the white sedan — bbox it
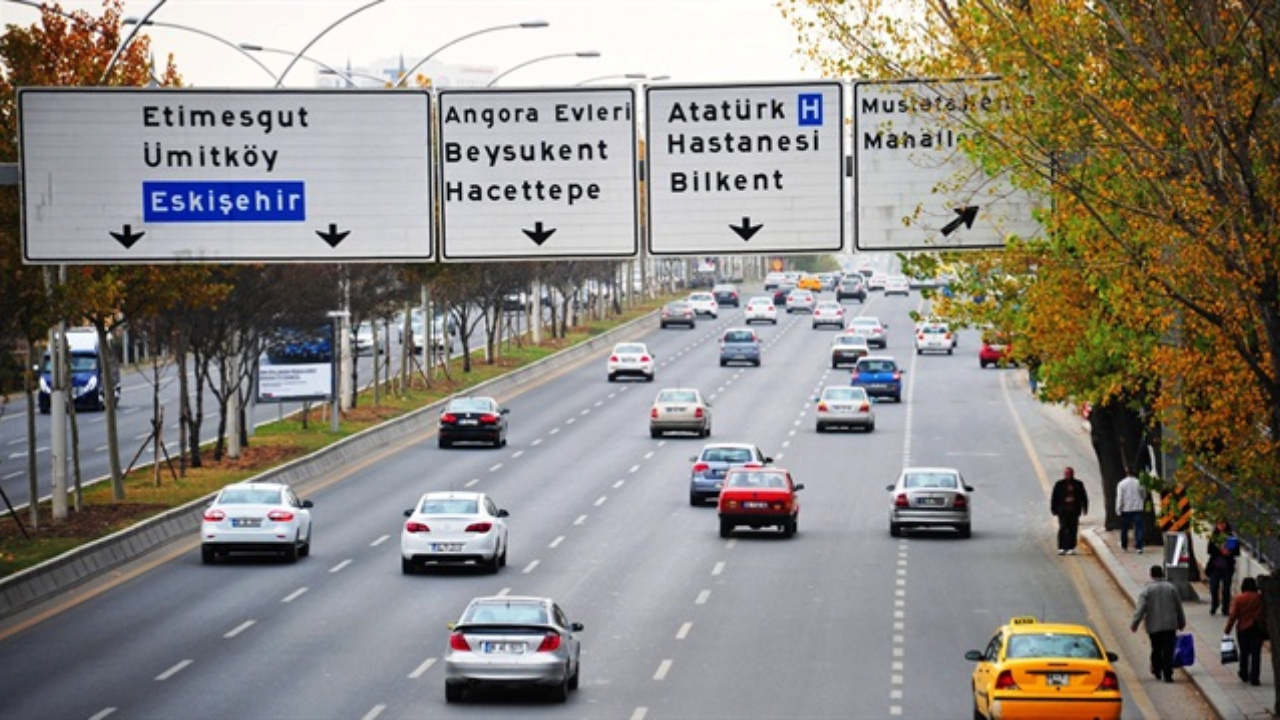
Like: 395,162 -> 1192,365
607,342 -> 655,382
401,491 -> 509,574
201,481 -> 314,564
687,292 -> 719,317
915,323 -> 956,354
811,301 -> 845,329
650,387 -> 712,438
744,296 -> 778,324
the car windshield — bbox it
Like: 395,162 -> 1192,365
465,601 -> 549,625
1006,633 -> 1103,660
724,331 -> 755,343
218,487 -> 283,505
727,470 -> 787,488
834,336 -> 864,346
666,302 -> 690,310
658,390 -> 699,403
923,326 -> 948,334
448,398 -> 495,413
703,447 -> 756,463
421,497 -> 479,514
689,294 -> 712,301
822,388 -> 864,401
903,472 -> 959,489
615,344 -> 647,354
858,360 -> 897,373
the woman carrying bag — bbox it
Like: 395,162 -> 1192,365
1206,519 -> 1240,615
1225,576 -> 1265,686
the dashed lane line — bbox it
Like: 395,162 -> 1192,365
281,587 -> 308,603
407,657 -> 436,679
359,705 -> 385,720
224,620 -> 255,639
155,659 -> 192,681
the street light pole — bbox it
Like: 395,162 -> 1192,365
242,44 -> 360,86
99,0 -> 168,83
487,51 -> 602,87
123,18 -> 279,83
275,0 -> 386,88
393,20 -> 549,88
574,73 -> 647,86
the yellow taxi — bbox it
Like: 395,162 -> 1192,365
966,616 -> 1121,720
797,274 -> 822,291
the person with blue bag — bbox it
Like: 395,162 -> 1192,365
1131,564 -> 1187,682
1206,519 -> 1240,615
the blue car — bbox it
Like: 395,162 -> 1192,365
688,443 -> 773,506
851,356 -> 903,403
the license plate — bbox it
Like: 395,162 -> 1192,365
1046,673 -> 1069,686
481,641 -> 525,654
917,497 -> 945,506
458,419 -> 477,425
830,405 -> 851,412
743,501 -> 769,509
432,543 -> 463,552
231,518 -> 261,528
666,406 -> 687,412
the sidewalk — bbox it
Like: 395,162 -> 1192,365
1026,381 -> 1275,719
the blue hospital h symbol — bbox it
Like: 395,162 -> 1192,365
797,93 -> 823,126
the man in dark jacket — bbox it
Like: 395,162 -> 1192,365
1132,564 -> 1187,681
1050,466 -> 1088,555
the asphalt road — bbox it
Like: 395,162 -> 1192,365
0,288 -> 1204,719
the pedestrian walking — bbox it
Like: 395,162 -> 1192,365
1131,564 -> 1187,682
1115,467 -> 1146,553
1050,466 -> 1088,555
1206,519 -> 1240,615
1225,576 -> 1265,686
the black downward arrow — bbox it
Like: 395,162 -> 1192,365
109,224 -> 145,249
523,221 -> 556,246
941,206 -> 979,236
729,217 -> 762,241
316,223 -> 351,248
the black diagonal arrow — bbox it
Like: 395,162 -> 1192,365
941,206 -> 979,236
109,224 -> 145,249
316,223 -> 351,248
523,221 -> 556,246
729,217 -> 762,241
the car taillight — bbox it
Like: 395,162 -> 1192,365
441,413 -> 457,423
859,402 -> 870,412
640,355 -> 652,362
894,493 -> 910,508
694,407 -> 704,418
994,670 -> 1019,690
267,510 -> 295,522
465,522 -> 493,533
536,633 -> 562,652
952,495 -> 968,509
817,402 -> 829,412
945,332 -> 953,339
609,355 -> 619,362
917,333 -> 925,341
449,632 -> 471,651
204,509 -> 225,522
1097,670 -> 1119,691
892,371 -> 902,380
651,407 -> 659,419
479,413 -> 498,423
692,462 -> 710,474
405,521 -> 431,533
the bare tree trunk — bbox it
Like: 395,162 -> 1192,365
68,401 -> 81,511
24,344 -> 39,531
1087,399 -> 1146,531
94,323 -> 125,500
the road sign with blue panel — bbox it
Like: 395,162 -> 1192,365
645,82 -> 845,256
18,88 -> 433,263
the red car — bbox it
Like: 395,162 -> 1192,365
979,332 -> 1014,368
717,466 -> 804,538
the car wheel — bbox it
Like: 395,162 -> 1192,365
947,348 -> 953,355
753,360 -> 761,367
719,520 -> 733,538
783,519 -> 797,538
719,359 -> 727,367
445,683 -> 464,703
401,557 -> 416,575
486,549 -> 502,574
299,530 -> 312,558
284,539 -> 299,564
867,421 -> 876,432
980,360 -> 988,368
650,427 -> 662,438
958,523 -> 972,539
691,494 -> 701,507
916,347 -> 922,355
894,394 -> 902,403
645,373 -> 654,383
438,436 -> 451,449
568,661 -> 580,691
703,424 -> 711,438
201,545 -> 216,565
607,373 -> 616,382
972,689 -> 986,720
770,319 -> 777,325
550,672 -> 570,702
890,522 -> 902,538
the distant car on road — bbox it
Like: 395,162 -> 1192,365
401,491 -> 509,574
608,342 -> 655,382
744,296 -> 778,325
687,292 -> 719,318
886,466 -> 973,538
830,333 -> 871,368
439,396 -> 509,448
814,385 -> 875,433
915,322 -> 956,354
200,482 -> 313,564
712,283 -> 740,307
786,289 -> 817,313
717,466 -> 804,538
847,316 -> 888,349
884,275 -> 911,296
719,327 -> 762,367
650,388 -> 712,438
688,442 -> 772,506
851,355 -> 903,403
836,275 -> 867,302
660,300 -> 696,329
811,300 -> 845,329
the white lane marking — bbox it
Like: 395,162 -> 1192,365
695,589 -> 711,605
329,559 -> 352,573
408,657 -> 436,679
566,418 -> 576,425
890,689 -> 903,699
5,437 -> 22,446
629,464 -> 640,473
594,496 -> 608,507
892,661 -> 903,671
133,432 -> 150,441
370,535 -> 390,547
726,539 -> 737,549
465,478 -> 480,487
549,535 -> 565,548
93,445 -> 109,453
155,659 -> 192,681
893,647 -> 904,657
282,587 -> 308,603
88,709 -> 117,720
550,427 -> 560,434
532,438 -> 543,446
711,561 -> 725,576
224,620 -> 255,638
1,471 -> 21,480
613,480 -> 625,489
512,450 -> 524,458
359,705 -> 385,720
890,707 -> 903,715
580,408 -> 590,415
630,708 -> 648,720
653,659 -> 672,681
893,634 -> 904,644
774,453 -> 785,461
574,515 -> 587,525
522,560 -> 540,574
497,587 -> 511,596
643,451 -> 655,460
676,622 -> 692,640
595,400 -> 604,407
488,464 -> 503,472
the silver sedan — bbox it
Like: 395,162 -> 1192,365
814,386 -> 875,432
886,467 -> 974,538
444,595 -> 584,703
650,387 -> 712,438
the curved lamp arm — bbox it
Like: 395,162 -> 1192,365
575,73 -> 646,86
126,18 -> 279,84
488,51 -> 601,88
100,0 -> 168,84
393,20 -> 548,88
275,0 -> 385,88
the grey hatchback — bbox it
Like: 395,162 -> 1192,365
719,327 -> 762,367
887,467 -> 974,538
445,595 -> 584,703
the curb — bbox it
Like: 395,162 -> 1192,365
1082,526 -> 1241,719
0,312 -> 654,621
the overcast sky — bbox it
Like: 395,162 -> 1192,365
13,0 -> 820,87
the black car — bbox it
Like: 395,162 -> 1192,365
712,284 -> 740,307
837,276 -> 867,302
772,284 -> 796,306
439,396 -> 509,449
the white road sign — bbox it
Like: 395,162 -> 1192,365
19,88 -> 433,263
646,82 -> 845,256
854,78 -> 1046,251
438,88 -> 638,260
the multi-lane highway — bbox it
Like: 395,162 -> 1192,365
0,287 -> 1196,718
